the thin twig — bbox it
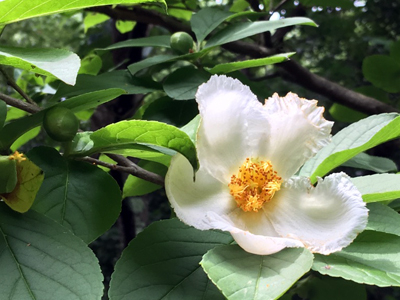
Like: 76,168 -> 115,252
0,67 -> 38,106
100,153 -> 165,186
0,92 -> 41,114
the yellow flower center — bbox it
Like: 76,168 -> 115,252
9,151 -> 26,163
228,158 -> 282,212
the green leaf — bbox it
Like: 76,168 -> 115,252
0,100 -> 6,128
362,55 -> 400,93
0,46 -> 80,85
0,203 -> 103,299
127,50 -> 211,76
78,54 -> 102,76
0,0 -> 167,25
190,7 -> 233,43
52,70 -> 160,100
69,120 -> 198,171
27,146 -> 121,244
108,218 -> 232,300
313,231 -> 400,287
366,203 -> 400,237
0,88 -> 125,152
201,245 -> 314,300
205,17 -> 317,48
351,174 -> 400,203
342,152 -> 397,173
128,54 -> 178,75
180,114 -> 200,143
122,160 -> 167,197
0,155 -> 17,194
98,35 -> 171,51
84,12 -> 110,33
329,103 -> 367,123
1,156 -> 43,213
115,20 -> 136,34
209,53 -> 295,74
300,113 -> 400,183
163,66 -> 211,100
11,127 -> 41,152
390,40 -> 400,63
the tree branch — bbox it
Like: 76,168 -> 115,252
88,5 -> 399,115
0,92 -> 41,114
107,153 -> 165,186
0,67 -> 38,106
79,155 -> 165,186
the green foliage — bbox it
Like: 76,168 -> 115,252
0,0 -> 167,25
69,120 -> 198,171
1,0 -> 400,298
0,46 -> 80,85
202,245 -> 314,300
0,203 -> 103,299
300,113 -> 400,183
109,218 -> 232,299
28,147 -> 122,243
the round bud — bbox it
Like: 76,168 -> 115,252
170,32 -> 195,54
43,107 -> 79,142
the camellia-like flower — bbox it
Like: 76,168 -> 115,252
165,75 -> 368,255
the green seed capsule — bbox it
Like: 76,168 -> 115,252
170,32 -> 195,54
0,155 -> 17,194
43,106 -> 79,142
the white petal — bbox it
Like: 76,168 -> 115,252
165,153 -> 237,230
265,173 -> 368,254
206,211 -> 304,255
195,75 -> 264,182
255,93 -> 333,179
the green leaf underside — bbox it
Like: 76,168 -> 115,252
0,203 -> 103,299
362,55 -> 400,93
208,53 -> 295,74
122,160 -> 167,197
163,66 -> 211,100
180,114 -> 200,143
0,46 -> 80,85
205,17 -> 317,48
127,49 -> 211,76
0,88 -> 125,151
0,0 -> 167,25
300,113 -> 400,183
342,152 -> 397,173
202,245 -> 314,300
98,35 -> 171,51
313,231 -> 400,287
108,218 -> 232,300
351,174 -> 400,203
366,203 -> 400,237
27,147 -> 121,244
52,70 -> 161,100
190,7 -> 233,43
69,120 -> 198,171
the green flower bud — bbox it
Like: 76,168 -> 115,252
170,32 -> 195,54
43,107 -> 79,142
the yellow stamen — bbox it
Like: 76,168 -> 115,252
228,158 -> 282,212
9,151 -> 26,163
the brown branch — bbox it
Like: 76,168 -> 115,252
0,92 -> 40,114
107,153 -> 165,186
0,67 -> 38,106
88,5 -> 399,115
279,60 -> 400,114
79,155 -> 165,186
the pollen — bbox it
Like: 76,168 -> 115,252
9,151 -> 26,163
229,158 -> 282,212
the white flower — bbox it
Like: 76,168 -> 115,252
165,75 -> 368,255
